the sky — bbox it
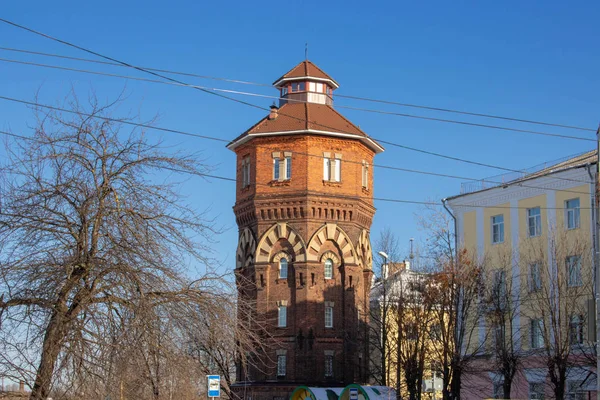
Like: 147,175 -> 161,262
1,1 -> 599,274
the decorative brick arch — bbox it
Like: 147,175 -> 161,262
236,228 -> 257,269
255,222 -> 307,263
306,223 -> 356,264
356,229 -> 373,270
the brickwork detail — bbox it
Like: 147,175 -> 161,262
236,227 -> 257,269
255,222 -> 307,263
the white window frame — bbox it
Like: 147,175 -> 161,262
278,305 -> 287,328
277,354 -> 286,377
273,157 -> 280,180
323,158 -> 331,181
279,258 -> 288,279
569,315 -> 584,345
284,156 -> 292,180
241,157 -> 250,188
281,87 -> 288,97
325,306 -> 333,328
362,161 -> 369,189
529,382 -> 545,399
531,318 -> 544,349
491,215 -> 504,244
315,82 -> 323,93
529,262 -> 541,292
567,255 -> 582,287
527,207 -> 542,237
324,354 -> 334,377
566,198 -> 581,230
333,158 -> 341,182
324,258 -> 333,280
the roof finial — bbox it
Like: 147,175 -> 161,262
305,42 -> 308,60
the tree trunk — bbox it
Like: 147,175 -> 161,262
450,363 -> 461,400
503,377 -> 512,399
30,309 -> 67,400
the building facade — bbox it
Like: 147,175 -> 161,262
228,61 -> 383,399
447,151 -> 597,399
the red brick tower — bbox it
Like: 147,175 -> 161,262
228,61 -> 383,399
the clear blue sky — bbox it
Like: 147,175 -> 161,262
1,1 -> 599,271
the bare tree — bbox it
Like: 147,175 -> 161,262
521,228 -> 595,400
0,91 -> 236,400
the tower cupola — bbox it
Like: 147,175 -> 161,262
272,60 -> 339,106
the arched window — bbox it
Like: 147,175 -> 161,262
324,258 -> 333,279
279,257 -> 288,279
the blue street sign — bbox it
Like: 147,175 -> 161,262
207,375 -> 220,397
350,387 -> 358,400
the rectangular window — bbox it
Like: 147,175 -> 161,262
492,215 -> 504,244
309,82 -> 316,92
569,315 -> 584,345
567,255 -> 582,287
531,319 -> 544,349
324,355 -> 333,377
333,158 -> 341,182
566,198 -> 580,230
277,355 -> 286,377
278,305 -> 287,328
494,323 -> 505,350
323,158 -> 331,181
315,82 -> 323,93
285,156 -> 292,180
492,270 -> 507,309
529,382 -> 545,400
362,162 -> 369,188
241,157 -> 251,188
281,87 -> 288,97
273,157 -> 280,180
567,381 -> 585,400
529,262 -> 541,292
527,207 -> 542,237
325,306 -> 333,328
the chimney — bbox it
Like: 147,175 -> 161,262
268,105 -> 278,120
19,381 -> 24,392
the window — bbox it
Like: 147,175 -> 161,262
566,198 -> 580,230
494,323 -> 505,350
278,305 -> 287,328
492,215 -> 504,244
529,382 -> 545,400
566,255 -> 582,287
324,354 -> 333,377
492,382 -> 503,399
527,207 -> 542,237
325,305 -> 333,328
324,258 -> 333,279
333,158 -> 341,182
531,319 -> 544,349
291,82 -> 305,92
279,258 -> 288,279
362,161 -> 369,189
241,157 -> 251,188
284,156 -> 292,180
492,270 -> 507,309
277,355 -> 286,377
569,315 -> 584,345
316,82 -> 323,93
323,158 -> 331,181
273,157 -> 280,180
281,87 -> 288,97
567,381 -> 585,400
529,262 -> 541,292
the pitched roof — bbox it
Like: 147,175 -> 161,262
273,60 -> 339,88
227,102 -> 383,152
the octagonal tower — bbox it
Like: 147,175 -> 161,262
228,60 -> 383,399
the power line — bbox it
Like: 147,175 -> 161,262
0,128 -> 593,211
0,95 -> 593,197
1,45 -> 595,134
0,56 -> 595,144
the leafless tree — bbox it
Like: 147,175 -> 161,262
520,228 -> 595,400
0,91 -> 247,400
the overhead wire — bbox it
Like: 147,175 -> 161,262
0,45 -> 595,133
0,96 -> 594,198
0,56 -> 595,144
0,128 -> 594,210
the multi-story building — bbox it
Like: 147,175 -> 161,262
227,60 -> 383,399
446,151 -> 597,399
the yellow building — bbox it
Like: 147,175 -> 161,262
446,150 -> 597,400
369,262 -> 444,399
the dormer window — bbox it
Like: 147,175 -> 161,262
291,82 -> 305,92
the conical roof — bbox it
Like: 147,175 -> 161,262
273,60 -> 339,88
